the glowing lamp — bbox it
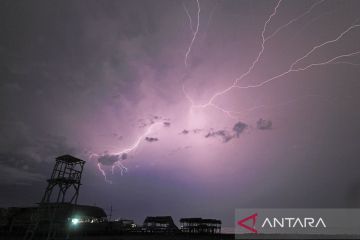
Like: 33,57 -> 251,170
71,218 -> 80,225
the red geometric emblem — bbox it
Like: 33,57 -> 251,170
237,213 -> 258,233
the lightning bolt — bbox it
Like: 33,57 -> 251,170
183,1 -> 195,34
111,161 -> 128,176
201,0 -> 219,42
289,24 -> 360,69
97,163 -> 112,184
183,1 -> 360,117
234,34 -> 360,90
96,122 -> 163,183
184,0 -> 200,67
331,61 -> 360,66
183,0 -> 282,109
113,122 -> 163,155
265,0 -> 325,41
97,1 -> 360,183
233,0 -> 282,85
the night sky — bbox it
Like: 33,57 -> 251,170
1,0 -> 360,229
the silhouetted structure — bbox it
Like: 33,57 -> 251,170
180,218 -> 221,234
114,219 -> 135,227
143,216 -> 179,233
6,205 -> 106,233
111,219 -> 137,232
24,155 -> 85,240
0,154 -> 228,239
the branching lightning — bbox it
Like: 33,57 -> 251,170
182,0 -> 360,117
289,24 -> 360,69
96,122 -> 163,183
183,1 -> 195,34
97,163 -> 112,184
183,0 -> 283,110
113,122 -> 163,156
111,161 -> 128,176
265,0 -> 325,41
96,1 -> 360,183
233,33 -> 360,90
184,0 -> 200,67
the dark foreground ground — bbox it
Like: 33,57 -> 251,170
0,234 -> 231,240
3,233 -> 360,240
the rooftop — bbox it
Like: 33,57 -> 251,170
180,218 -> 222,224
56,154 -> 85,164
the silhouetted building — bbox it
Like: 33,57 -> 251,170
114,219 -> 135,226
5,204 -> 107,234
180,218 -> 221,234
112,219 -> 137,232
143,216 -> 179,233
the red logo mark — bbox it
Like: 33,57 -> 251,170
237,213 -> 258,233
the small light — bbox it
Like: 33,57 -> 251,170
71,218 -> 80,225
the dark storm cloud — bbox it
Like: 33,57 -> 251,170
205,130 -> 233,143
145,137 -> 159,142
181,129 -> 189,135
97,153 -> 127,166
256,118 -> 272,130
98,154 -> 120,166
0,160 -> 45,185
138,116 -> 170,128
180,128 -> 202,135
204,122 -> 247,142
0,121 -> 76,165
121,153 -> 128,160
0,121 -> 76,185
233,121 -> 247,137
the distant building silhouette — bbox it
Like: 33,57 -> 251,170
110,219 -> 138,233
180,218 -> 221,234
5,204 -> 106,233
143,216 -> 179,233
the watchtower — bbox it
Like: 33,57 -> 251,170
42,154 -> 85,204
24,155 -> 85,240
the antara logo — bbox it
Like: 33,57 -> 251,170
261,217 -> 326,228
237,213 -> 326,234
